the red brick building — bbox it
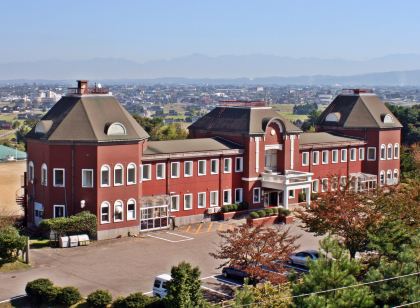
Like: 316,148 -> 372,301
25,82 -> 402,240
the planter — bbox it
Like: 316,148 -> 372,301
220,210 -> 249,221
279,215 -> 294,224
246,215 -> 279,227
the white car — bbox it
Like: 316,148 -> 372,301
152,274 -> 172,298
289,250 -> 319,268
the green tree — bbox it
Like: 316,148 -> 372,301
400,146 -> 419,180
12,121 -> 20,129
0,226 -> 26,263
301,109 -> 321,131
291,237 -> 375,308
165,261 -> 204,308
232,284 -> 255,308
386,104 -> 420,146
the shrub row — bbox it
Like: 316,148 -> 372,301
249,207 -> 291,219
221,202 -> 249,213
39,211 -> 97,239
298,192 -> 319,202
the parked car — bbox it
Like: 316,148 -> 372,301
289,250 -> 319,268
222,266 -> 259,285
153,274 -> 172,298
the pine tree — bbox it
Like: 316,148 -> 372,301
291,236 -> 375,308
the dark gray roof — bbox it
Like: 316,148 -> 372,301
144,137 -> 242,155
299,132 -> 365,147
189,106 -> 302,135
26,95 -> 149,142
317,93 -> 403,129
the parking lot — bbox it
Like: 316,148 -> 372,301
0,219 -> 321,303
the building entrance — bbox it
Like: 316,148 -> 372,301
140,195 -> 170,232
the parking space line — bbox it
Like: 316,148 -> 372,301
147,233 -> 194,243
195,224 -> 203,234
201,286 -> 231,297
214,277 -> 242,286
185,225 -> 191,233
166,232 -> 194,240
207,222 -> 213,232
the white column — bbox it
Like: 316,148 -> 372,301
305,186 -> 311,207
283,189 -> 289,209
255,137 -> 260,173
290,135 -> 295,169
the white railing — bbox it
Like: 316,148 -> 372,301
261,170 -> 313,186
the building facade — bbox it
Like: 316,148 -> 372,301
24,82 -> 402,240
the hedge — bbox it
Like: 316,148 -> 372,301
112,292 -> 161,308
39,211 -> 97,238
220,202 -> 249,213
87,289 -> 113,308
56,286 -> 82,306
0,226 -> 26,263
249,212 -> 260,219
25,278 -> 56,304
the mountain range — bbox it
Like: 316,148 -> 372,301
1,54 -> 420,85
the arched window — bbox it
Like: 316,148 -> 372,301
380,144 -> 386,160
386,170 -> 392,185
393,169 -> 399,184
41,163 -> 48,186
114,200 -> 124,222
28,161 -> 34,183
106,122 -> 126,136
100,165 -> 111,187
379,171 -> 385,186
127,198 -> 136,220
114,164 -> 124,186
325,112 -> 341,122
100,201 -> 110,224
387,144 -> 393,160
394,143 -> 399,159
127,163 -> 136,185
383,114 -> 394,124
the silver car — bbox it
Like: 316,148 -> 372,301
289,250 -> 319,267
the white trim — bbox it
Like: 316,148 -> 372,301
53,168 -> 65,187
394,143 -> 399,159
312,179 -> 319,193
321,150 -> 329,164
82,169 -> 94,188
387,144 -> 393,160
114,164 -> 124,186
312,151 -> 319,165
234,188 -> 243,203
53,204 -> 65,218
255,137 -> 261,172
184,161 -> 193,177
41,163 -> 48,186
100,164 -> 111,187
290,135 -> 295,169
28,161 -> 34,182
184,193 -> 193,210
264,144 -> 283,150
210,191 -> 219,207
380,144 -> 386,160
367,147 -> 377,161
113,200 -> 124,222
359,148 -> 365,161
170,195 -> 180,212
198,160 -> 206,176
127,162 -> 137,185
321,178 -> 328,192
127,198 -> 136,220
171,162 -> 180,178
332,149 -> 338,164
350,148 -> 357,162
223,157 -> 232,173
141,164 -> 151,181
288,189 -> 295,199
341,149 -> 347,162
235,157 -> 243,172
223,189 -> 232,205
253,187 -> 261,204
100,201 -> 110,224
156,163 -> 166,180
379,170 -> 385,186
210,159 -> 219,174
197,192 -> 206,208
241,177 -> 261,181
302,152 -> 309,166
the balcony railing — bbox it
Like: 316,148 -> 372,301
261,170 -> 313,190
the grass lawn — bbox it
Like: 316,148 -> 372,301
163,103 -> 187,114
0,114 -> 17,122
279,112 -> 308,122
0,260 -> 30,273
29,238 -> 50,249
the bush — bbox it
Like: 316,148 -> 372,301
87,289 -> 113,308
25,278 -> 55,304
40,211 -> 97,238
0,226 -> 26,263
249,212 -> 260,219
311,193 -> 318,201
272,208 -> 279,215
231,204 -> 239,211
221,205 -> 229,213
298,192 -> 306,203
264,208 -> 273,216
112,292 -> 152,308
278,208 -> 291,217
257,210 -> 266,218
56,286 -> 82,306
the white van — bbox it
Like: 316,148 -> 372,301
153,274 -> 172,298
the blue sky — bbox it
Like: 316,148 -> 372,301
1,0 -> 420,63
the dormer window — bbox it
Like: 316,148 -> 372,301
382,114 -> 394,124
325,112 -> 341,122
106,122 -> 126,136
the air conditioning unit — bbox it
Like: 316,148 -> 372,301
207,207 -> 221,214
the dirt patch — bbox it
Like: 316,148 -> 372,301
0,161 -> 25,216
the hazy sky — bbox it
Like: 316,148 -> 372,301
1,0 -> 420,63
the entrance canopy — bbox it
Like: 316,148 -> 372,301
349,172 -> 377,192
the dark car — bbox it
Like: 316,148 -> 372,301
222,266 -> 259,285
289,250 -> 320,268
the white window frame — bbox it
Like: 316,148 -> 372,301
114,164 -> 124,186
53,168 -> 65,187
171,162 -> 180,178
312,179 -> 319,193
386,169 -> 392,185
341,149 -> 347,162
113,200 -> 124,222
380,144 -> 386,160
184,161 -> 193,177
340,176 -> 347,189
367,147 -> 376,161
53,204 -> 65,218
100,164 -> 111,187
393,169 -> 399,183
394,143 -> 399,159
127,198 -> 136,221
197,192 -> 206,208
253,187 -> 261,204
321,150 -> 329,164
82,169 -> 94,188
127,163 -> 137,185
28,161 -> 34,183
184,193 -> 193,210
211,159 -> 219,174
321,178 -> 328,192
223,189 -> 232,205
332,150 -> 338,163
331,176 -> 338,191
210,191 -> 219,207
235,188 -> 243,204
312,151 -> 319,165
288,189 -> 295,199
141,164 -> 151,181
350,148 -> 357,162
100,201 -> 110,224
235,157 -> 243,172
223,158 -> 232,173
302,152 -> 309,166
198,160 -> 206,176
156,163 -> 166,180
170,195 -> 180,212
41,163 -> 48,186
387,144 -> 393,160
379,170 -> 385,186
359,148 -> 365,161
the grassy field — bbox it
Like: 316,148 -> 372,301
0,260 -> 30,273
0,114 -> 17,122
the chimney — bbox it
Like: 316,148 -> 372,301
77,80 -> 89,94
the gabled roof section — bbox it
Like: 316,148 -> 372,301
317,93 -> 402,129
26,95 -> 149,142
299,132 -> 365,149
189,106 -> 302,135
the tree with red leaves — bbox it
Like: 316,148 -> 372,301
210,223 -> 300,284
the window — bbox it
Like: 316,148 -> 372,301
53,205 -> 65,218
380,144 -> 386,160
340,176 -> 347,189
183,161 -> 193,177
53,168 -> 65,187
322,150 -> 329,164
394,144 -> 399,159
28,161 -> 34,183
100,165 -> 110,187
331,177 -> 338,191
41,163 -> 48,186
171,162 -> 180,178
380,171 -> 385,186
312,151 -> 319,165
211,159 -> 219,174
253,187 -> 261,203
321,178 -> 328,192
170,195 -> 180,211
350,148 -> 356,161
289,189 -> 295,198
127,163 -> 136,184
312,180 -> 319,193
127,199 -> 136,220
223,158 -> 232,173
156,163 -> 165,180
114,164 -> 123,186
235,157 -> 243,172
302,152 -> 309,166
359,148 -> 365,161
210,191 -> 218,207
332,150 -> 338,163
367,147 -> 376,161
100,202 -> 110,223
223,189 -> 232,205
197,192 -> 206,208
184,194 -> 193,210
141,164 -> 151,181
114,200 -> 124,222
82,169 -> 94,188
235,188 -> 243,203
387,170 -> 392,184
393,169 -> 399,183
341,149 -> 347,162
387,144 -> 393,160
198,160 -> 206,176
